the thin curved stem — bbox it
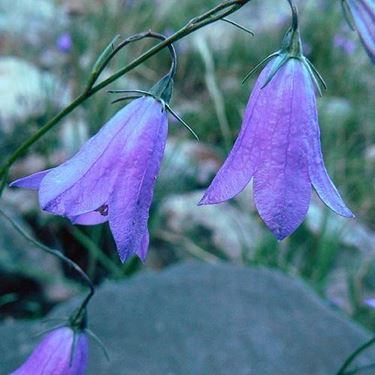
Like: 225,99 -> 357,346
0,208 -> 95,315
286,0 -> 299,31
0,0 -> 250,188
336,336 -> 375,375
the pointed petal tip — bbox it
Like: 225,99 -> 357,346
272,229 -> 289,242
137,253 -> 147,264
118,252 -> 131,264
341,208 -> 355,219
197,196 -> 207,206
118,252 -> 146,264
198,192 -> 229,206
198,192 -> 211,206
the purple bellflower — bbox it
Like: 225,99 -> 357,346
343,0 -> 375,63
199,26 -> 354,240
10,326 -> 88,375
11,96 -> 168,262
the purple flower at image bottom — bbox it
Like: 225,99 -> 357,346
345,0 -> 375,63
11,96 -> 168,262
200,56 -> 354,239
10,327 -> 88,375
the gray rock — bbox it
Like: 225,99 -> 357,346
0,0 -> 66,46
158,139 -> 220,194
158,191 -> 264,261
1,262 -> 375,374
0,57 -> 70,132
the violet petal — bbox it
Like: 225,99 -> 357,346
10,169 -> 51,190
108,99 -> 168,262
70,208 -> 109,225
348,0 -> 375,63
39,97 -> 150,217
136,231 -> 150,262
253,60 -> 312,239
10,327 -> 88,375
199,57 -> 286,205
300,64 -> 354,217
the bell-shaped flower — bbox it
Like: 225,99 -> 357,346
11,96 -> 168,262
200,28 -> 354,239
10,326 -> 88,375
343,0 -> 375,63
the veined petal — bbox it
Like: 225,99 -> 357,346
109,99 -> 168,262
299,63 -> 354,217
39,97 -> 152,217
253,60 -> 312,239
348,0 -> 375,63
136,231 -> 150,262
70,205 -> 109,225
10,327 -> 88,375
10,169 -> 51,190
199,56 -> 285,205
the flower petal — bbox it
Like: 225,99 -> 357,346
136,231 -> 150,262
10,169 -> 51,190
253,60 -> 312,239
10,327 -> 88,375
300,64 -> 354,217
348,0 -> 375,63
199,56 -> 285,205
70,206 -> 109,225
39,97 -> 152,217
108,99 -> 168,262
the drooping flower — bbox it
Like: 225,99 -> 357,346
343,0 -> 375,63
10,326 -> 88,375
199,27 -> 354,240
11,96 -> 168,262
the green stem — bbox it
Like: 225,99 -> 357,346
0,0 -> 249,187
70,226 -> 123,279
0,208 -> 95,318
286,0 -> 299,31
336,336 -> 375,375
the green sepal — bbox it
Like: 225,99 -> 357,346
242,52 -> 280,84
261,54 -> 289,89
302,57 -> 327,96
149,74 -> 174,104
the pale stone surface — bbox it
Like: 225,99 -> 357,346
0,57 -> 70,132
159,191 -> 264,260
1,262 -> 375,374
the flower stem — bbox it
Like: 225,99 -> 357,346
336,336 -> 375,375
286,0 -> 299,31
0,0 -> 250,190
0,208 -> 95,317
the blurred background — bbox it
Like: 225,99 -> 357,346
0,0 -> 375,332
